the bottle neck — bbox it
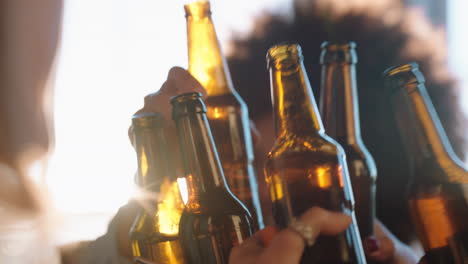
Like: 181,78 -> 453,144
132,116 -> 171,191
270,60 -> 324,138
185,1 -> 233,96
320,63 -> 362,145
174,109 -> 229,206
392,82 -> 467,181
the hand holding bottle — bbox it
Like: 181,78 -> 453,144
229,207 -> 351,264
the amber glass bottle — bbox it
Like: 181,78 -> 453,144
171,92 -> 254,264
184,0 -> 263,229
265,43 -> 366,264
384,63 -> 468,264
319,41 -> 377,239
129,113 -> 187,264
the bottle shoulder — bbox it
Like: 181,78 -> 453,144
339,142 -> 378,178
181,191 -> 254,230
413,157 -> 468,184
267,133 -> 343,159
188,188 -> 251,215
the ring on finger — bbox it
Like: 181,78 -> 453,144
289,219 -> 317,247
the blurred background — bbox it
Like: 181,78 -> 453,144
42,0 -> 467,245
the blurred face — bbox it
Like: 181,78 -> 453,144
1,0 -> 63,169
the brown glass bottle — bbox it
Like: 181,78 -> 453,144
319,42 -> 377,239
185,0 -> 264,229
265,43 -> 366,264
171,92 -> 254,264
384,63 -> 468,264
129,113 -> 187,264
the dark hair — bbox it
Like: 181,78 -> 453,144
227,0 -> 467,242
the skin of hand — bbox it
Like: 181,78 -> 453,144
229,211 -> 420,264
229,207 -> 352,264
363,220 -> 419,264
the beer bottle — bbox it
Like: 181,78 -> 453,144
265,43 -> 366,264
171,92 -> 254,264
383,63 -> 468,264
319,41 -> 377,239
184,0 -> 264,229
130,113 -> 187,264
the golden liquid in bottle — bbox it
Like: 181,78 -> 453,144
409,183 -> 468,264
131,180 -> 186,264
266,139 -> 360,264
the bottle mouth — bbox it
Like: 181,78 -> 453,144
321,41 -> 356,51
266,42 -> 303,70
132,112 -> 164,128
383,62 -> 419,77
184,0 -> 211,18
383,62 -> 425,91
171,92 -> 206,119
320,41 -> 357,64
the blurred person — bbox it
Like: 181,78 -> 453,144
0,0 -> 63,263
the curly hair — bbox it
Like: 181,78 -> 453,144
226,0 -> 467,242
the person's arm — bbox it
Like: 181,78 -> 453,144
60,202 -> 138,264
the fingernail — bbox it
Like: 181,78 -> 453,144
363,236 -> 380,253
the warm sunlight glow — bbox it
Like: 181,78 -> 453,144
177,177 -> 189,205
157,180 -> 184,235
207,106 -> 227,119
314,166 -> 332,188
267,173 -> 284,201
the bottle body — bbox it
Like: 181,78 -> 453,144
131,189 -> 186,264
409,182 -> 468,264
265,43 -> 366,264
185,0 -> 263,228
319,42 -> 377,238
178,189 -> 253,264
266,135 -> 364,264
172,92 -> 255,264
384,63 -> 468,264
129,113 -> 187,264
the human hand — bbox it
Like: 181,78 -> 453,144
362,220 -> 419,264
129,66 -> 207,146
229,207 -> 352,264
